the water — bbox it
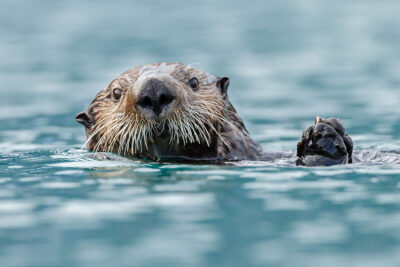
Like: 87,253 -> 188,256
1,0 -> 400,266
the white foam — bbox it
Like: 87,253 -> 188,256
55,170 -> 85,175
48,160 -> 133,168
134,167 -> 160,173
19,177 -> 41,182
40,182 -> 81,189
0,201 -> 34,213
0,177 -> 12,183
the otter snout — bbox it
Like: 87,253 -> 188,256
136,78 -> 176,119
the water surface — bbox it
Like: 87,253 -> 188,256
1,0 -> 400,266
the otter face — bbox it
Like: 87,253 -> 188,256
76,62 -> 234,160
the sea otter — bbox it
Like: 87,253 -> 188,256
76,62 -> 353,166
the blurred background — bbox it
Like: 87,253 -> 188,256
2,0 -> 400,148
1,0 -> 400,266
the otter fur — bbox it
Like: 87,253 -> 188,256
76,62 -> 353,166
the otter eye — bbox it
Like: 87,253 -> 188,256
112,88 -> 122,100
188,78 -> 199,91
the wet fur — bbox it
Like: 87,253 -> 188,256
77,62 -> 353,166
78,63 -> 263,161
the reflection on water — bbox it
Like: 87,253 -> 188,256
2,149 -> 400,266
1,0 -> 400,266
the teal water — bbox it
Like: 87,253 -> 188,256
1,0 -> 400,266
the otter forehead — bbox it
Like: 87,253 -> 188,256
139,62 -> 180,78
119,62 -> 218,86
135,63 -> 181,88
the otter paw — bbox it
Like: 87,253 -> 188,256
296,117 -> 353,166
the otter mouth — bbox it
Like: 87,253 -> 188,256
152,122 -> 170,139
137,105 -> 175,122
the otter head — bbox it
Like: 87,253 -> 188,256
76,63 -> 262,161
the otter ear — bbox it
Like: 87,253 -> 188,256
216,77 -> 230,97
75,110 -> 92,128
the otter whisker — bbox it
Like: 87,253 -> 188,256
184,112 -> 205,145
117,119 -> 132,155
83,116 -> 114,150
121,115 -> 133,155
179,112 -> 196,144
87,108 -> 123,149
91,117 -> 122,153
192,104 -> 235,131
188,113 -> 212,146
188,108 -> 229,147
104,117 -> 127,150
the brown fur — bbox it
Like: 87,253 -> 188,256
77,62 -> 264,161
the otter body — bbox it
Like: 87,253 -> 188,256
76,62 -> 353,166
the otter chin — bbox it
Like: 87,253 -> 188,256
76,62 -> 353,166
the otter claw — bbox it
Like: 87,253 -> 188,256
297,117 -> 353,166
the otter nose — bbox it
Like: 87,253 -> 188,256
137,78 -> 175,116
